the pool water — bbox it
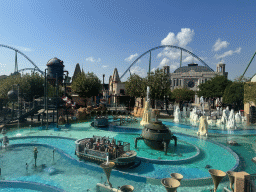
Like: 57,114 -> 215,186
1,117 -> 255,191
0,142 -> 231,192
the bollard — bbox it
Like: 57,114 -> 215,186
53,148 -> 55,161
34,147 -> 38,167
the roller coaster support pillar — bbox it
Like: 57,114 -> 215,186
162,141 -> 168,155
135,137 -> 143,149
172,136 -> 177,146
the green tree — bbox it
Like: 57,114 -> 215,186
71,72 -> 101,101
171,88 -> 195,107
234,75 -> 250,83
0,73 -> 45,108
20,73 -> 44,101
223,81 -> 244,110
125,74 -> 146,98
0,74 -> 22,100
146,69 -> 171,108
197,75 -> 232,108
244,82 -> 256,105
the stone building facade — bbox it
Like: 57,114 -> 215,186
166,62 -> 228,104
108,68 -> 126,96
108,68 -> 126,104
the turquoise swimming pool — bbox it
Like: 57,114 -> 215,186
1,118 -> 255,191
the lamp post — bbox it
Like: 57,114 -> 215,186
44,68 -> 49,129
63,71 -> 70,124
12,84 -> 20,129
115,94 -> 117,110
56,73 -> 59,128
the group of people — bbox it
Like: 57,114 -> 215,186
83,137 -> 124,159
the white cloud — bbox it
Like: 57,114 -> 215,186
215,47 -> 241,59
130,66 -> 147,77
170,64 -> 178,70
157,49 -> 181,60
86,57 -> 101,62
102,65 -> 108,68
158,28 -> 195,65
151,67 -> 157,73
176,28 -> 195,47
161,28 -> 195,47
125,53 -> 139,62
213,38 -> 229,51
183,55 -> 194,63
161,32 -> 178,45
159,58 -> 170,67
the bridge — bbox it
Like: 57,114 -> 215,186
120,45 -> 214,80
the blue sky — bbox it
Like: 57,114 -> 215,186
0,0 -> 255,83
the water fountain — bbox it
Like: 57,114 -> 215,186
226,109 -> 237,129
200,96 -> 205,116
216,108 -> 228,126
186,106 -> 190,118
140,86 -> 152,126
235,111 -> 242,124
1,127 -> 9,148
173,106 -> 181,123
197,116 -> 208,136
182,107 -> 187,118
2,136 -> 9,148
135,86 -> 177,155
189,107 -> 199,126
216,107 -> 220,117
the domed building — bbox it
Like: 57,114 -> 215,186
46,57 -> 65,86
165,62 -> 228,104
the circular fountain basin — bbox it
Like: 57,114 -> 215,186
2,119 -> 240,189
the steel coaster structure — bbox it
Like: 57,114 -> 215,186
240,51 -> 256,81
120,45 -> 214,80
0,44 -> 44,75
18,68 -> 43,74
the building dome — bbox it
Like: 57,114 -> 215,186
173,63 -> 212,73
46,57 -> 64,67
8,90 -> 18,101
46,57 -> 64,86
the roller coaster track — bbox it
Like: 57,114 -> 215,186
120,45 -> 214,80
0,44 -> 44,75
